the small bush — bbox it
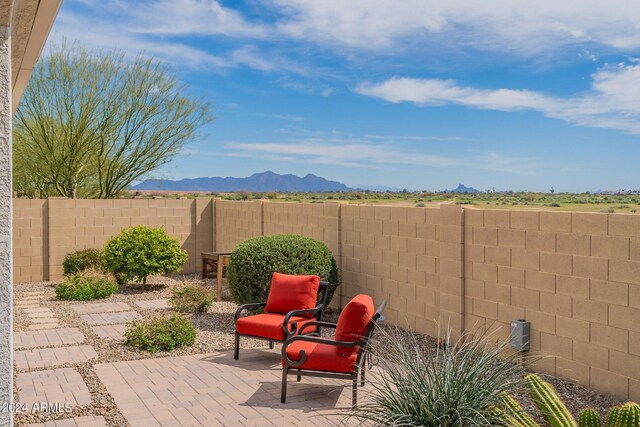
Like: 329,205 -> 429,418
347,328 -> 527,426
227,234 -> 340,306
169,283 -> 213,313
104,226 -> 188,286
124,315 -> 196,353
55,269 -> 118,301
415,202 -> 426,207
63,249 -> 104,275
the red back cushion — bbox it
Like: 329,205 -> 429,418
265,273 -> 320,317
334,294 -> 375,356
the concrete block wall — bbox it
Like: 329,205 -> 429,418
464,208 -> 640,401
13,198 -> 211,281
262,202 -> 340,257
340,205 -> 442,334
12,199 -> 46,282
215,200 -> 262,252
11,198 -> 640,400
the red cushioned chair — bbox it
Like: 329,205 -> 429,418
234,272 -> 330,360
280,294 -> 386,408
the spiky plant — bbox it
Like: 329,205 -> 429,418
579,408 -> 602,427
606,403 -> 640,427
525,374 -> 577,427
501,393 -> 540,427
346,327 -> 528,426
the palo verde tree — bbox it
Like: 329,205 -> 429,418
13,41 -> 212,198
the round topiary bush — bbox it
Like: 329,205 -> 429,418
103,226 -> 188,286
63,248 -> 104,275
55,269 -> 119,301
227,234 -> 340,306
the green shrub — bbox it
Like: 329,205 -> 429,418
63,248 -> 104,275
347,328 -> 527,426
169,283 -> 213,313
103,226 -> 188,286
55,269 -> 119,301
227,234 -> 339,306
124,315 -> 196,353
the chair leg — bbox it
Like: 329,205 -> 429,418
281,367 -> 289,403
234,334 -> 240,360
361,355 -> 366,387
269,341 -> 274,349
352,376 -> 358,409
296,370 -> 301,382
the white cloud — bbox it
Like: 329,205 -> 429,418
77,0 -> 270,38
129,0 -> 270,38
269,0 -> 640,55
356,63 -> 640,134
51,11 -> 232,70
366,134 -> 473,142
226,139 -> 537,173
52,1 -> 286,73
259,113 -> 306,122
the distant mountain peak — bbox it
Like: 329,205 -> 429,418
133,171 -> 351,192
448,183 -> 480,193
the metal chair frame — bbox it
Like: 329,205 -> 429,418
280,300 -> 386,409
233,281 -> 330,360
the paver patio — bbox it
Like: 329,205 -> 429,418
95,348 -> 361,426
70,302 -> 132,315
80,311 -> 141,325
14,328 -> 85,350
15,368 -> 92,408
14,345 -> 98,370
28,323 -> 61,331
133,299 -> 170,309
90,325 -> 126,340
27,415 -> 108,427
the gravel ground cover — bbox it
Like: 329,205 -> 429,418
13,276 -> 621,426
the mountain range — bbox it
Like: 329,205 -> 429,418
133,171 -> 352,192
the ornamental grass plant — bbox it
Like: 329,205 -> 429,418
348,327 -> 529,426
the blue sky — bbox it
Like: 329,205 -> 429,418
47,0 -> 640,192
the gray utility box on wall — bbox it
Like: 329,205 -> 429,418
510,319 -> 531,352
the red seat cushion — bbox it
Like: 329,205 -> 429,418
334,294 -> 375,356
265,273 -> 320,318
236,313 -> 315,341
284,340 -> 357,373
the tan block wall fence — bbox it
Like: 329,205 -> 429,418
12,198 -> 640,400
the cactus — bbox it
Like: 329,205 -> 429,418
500,393 -> 540,427
606,407 -> 620,427
525,374 -> 577,427
578,408 -> 602,427
612,403 -> 640,427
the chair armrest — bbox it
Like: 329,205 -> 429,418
283,304 -> 324,328
296,321 -> 337,336
234,302 -> 267,321
281,335 -> 363,367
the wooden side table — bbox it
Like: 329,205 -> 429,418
201,252 -> 231,302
